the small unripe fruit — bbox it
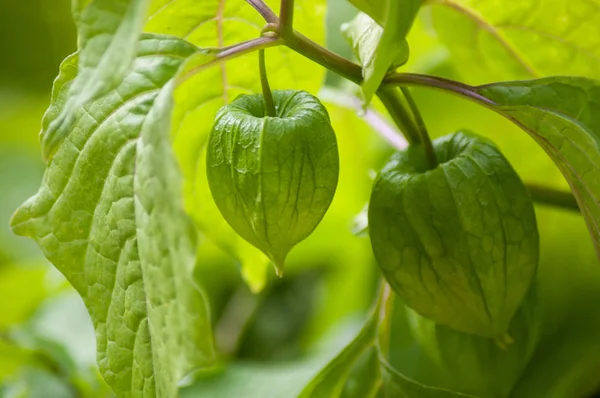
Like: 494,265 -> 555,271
207,90 -> 339,275
369,131 -> 539,338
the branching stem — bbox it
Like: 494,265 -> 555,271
177,36 -> 281,84
185,0 -> 581,213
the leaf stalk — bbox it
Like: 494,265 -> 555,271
259,49 -> 277,117
246,0 -> 278,23
400,87 -> 438,169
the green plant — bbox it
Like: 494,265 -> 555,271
9,0 -> 600,397
206,88 -> 339,275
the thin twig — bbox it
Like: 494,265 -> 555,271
176,36 -> 281,85
218,36 -> 280,58
245,0 -> 278,23
259,49 -> 276,116
385,73 -> 495,105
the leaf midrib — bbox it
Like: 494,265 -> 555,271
494,24 -> 600,63
432,0 -> 538,78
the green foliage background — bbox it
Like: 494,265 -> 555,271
1,0 -> 600,397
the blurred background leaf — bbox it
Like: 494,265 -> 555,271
0,0 -> 111,395
427,0 -> 600,84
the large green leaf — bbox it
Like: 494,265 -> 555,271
150,0 -> 327,291
430,0 -> 600,84
42,0 -> 149,160
474,77 -> 600,260
146,0 -> 324,54
343,1 -> 421,104
137,78 -> 216,396
11,34 -> 214,397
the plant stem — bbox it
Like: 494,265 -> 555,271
248,1 -> 489,104
246,0 -> 278,23
217,36 -> 279,59
177,36 -> 281,84
284,34 -> 428,145
279,0 -> 294,37
244,0 -> 427,144
400,87 -> 428,141
283,32 -> 491,105
385,73 -> 495,105
377,87 -> 420,145
526,183 -> 579,212
400,87 -> 437,168
284,33 -> 363,84
259,49 -> 277,117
